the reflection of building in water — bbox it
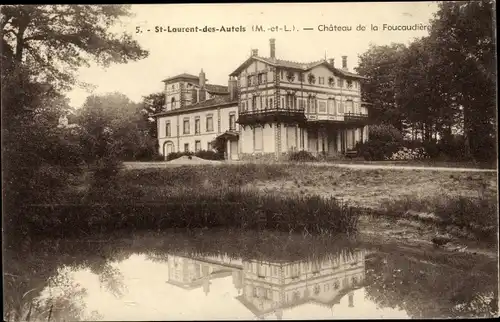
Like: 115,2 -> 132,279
166,255 -> 235,295
236,249 -> 366,320
165,250 -> 366,319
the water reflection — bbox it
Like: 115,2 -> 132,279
3,232 -> 497,321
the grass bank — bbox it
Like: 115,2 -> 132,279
380,194 -> 497,241
7,163 -> 497,243
6,164 -> 361,240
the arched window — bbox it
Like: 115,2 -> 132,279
171,97 -> 176,109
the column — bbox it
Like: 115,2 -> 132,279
337,129 -> 342,153
304,128 -> 309,151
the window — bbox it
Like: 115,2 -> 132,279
281,97 -> 284,109
206,115 -> 213,132
207,142 -> 212,151
269,98 -> 273,109
172,85 -> 175,90
280,70 -> 284,80
258,73 -> 263,84
308,97 -> 316,114
338,102 -> 344,114
247,76 -> 252,86
318,101 -> 326,113
252,96 -> 257,110
338,79 -> 344,88
195,118 -> 200,134
299,73 -> 305,82
319,77 -> 325,85
184,143 -> 189,152
346,100 -> 354,113
195,140 -> 201,152
328,99 -> 336,115
183,118 -> 190,134
229,113 -> 236,130
347,80 -> 353,88
165,121 -> 171,137
171,97 -> 176,109
299,99 -> 305,110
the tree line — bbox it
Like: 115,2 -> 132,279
355,0 -> 496,161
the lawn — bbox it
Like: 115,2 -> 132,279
237,165 -> 497,210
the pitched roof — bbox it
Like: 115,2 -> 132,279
230,56 -> 366,79
205,84 -> 228,93
162,73 -> 199,83
154,95 -> 237,117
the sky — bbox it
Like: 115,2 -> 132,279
67,2 -> 440,109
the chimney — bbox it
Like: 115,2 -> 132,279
228,76 -> 238,101
269,38 -> 276,59
342,56 -> 348,70
199,68 -> 206,87
199,69 -> 206,101
329,58 -> 335,67
251,49 -> 259,57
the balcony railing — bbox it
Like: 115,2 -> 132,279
344,112 -> 369,122
237,107 -> 307,125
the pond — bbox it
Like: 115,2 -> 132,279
3,230 -> 498,320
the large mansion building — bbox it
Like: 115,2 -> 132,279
155,39 -> 370,160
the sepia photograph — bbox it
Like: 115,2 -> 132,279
1,1 -> 498,320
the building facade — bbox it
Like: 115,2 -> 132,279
155,39 -> 370,160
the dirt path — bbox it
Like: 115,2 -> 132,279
314,163 -> 497,172
124,161 -> 496,172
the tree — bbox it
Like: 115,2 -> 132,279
2,5 -> 149,236
77,92 -> 159,163
355,43 -> 407,131
355,1 -> 496,161
427,0 -> 496,160
1,5 -> 148,90
140,92 -> 165,139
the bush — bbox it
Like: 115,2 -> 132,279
166,151 -> 193,161
387,146 -> 429,161
356,124 -> 404,161
288,151 -> 317,162
195,150 -> 224,161
437,135 -> 468,160
356,140 -> 401,161
369,124 -> 404,143
166,150 -> 224,161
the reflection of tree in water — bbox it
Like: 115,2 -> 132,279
364,253 -> 498,318
3,240 -> 132,321
95,262 -> 127,299
4,262 -> 103,322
